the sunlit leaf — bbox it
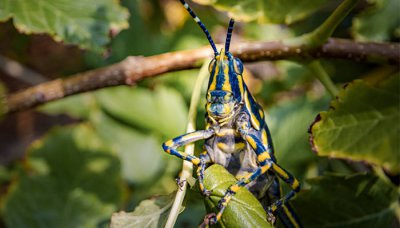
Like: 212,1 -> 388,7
2,124 -> 123,227
193,0 -> 330,24
110,193 -> 174,228
96,86 -> 187,139
293,174 -> 398,227
40,93 -> 97,119
91,111 -> 164,184
353,0 -> 400,42
0,0 -> 129,52
310,75 -> 400,173
202,164 -> 273,227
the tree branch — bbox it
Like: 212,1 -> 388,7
3,38 -> 400,114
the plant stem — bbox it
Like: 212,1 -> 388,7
164,60 -> 209,228
286,0 -> 360,47
309,60 -> 339,97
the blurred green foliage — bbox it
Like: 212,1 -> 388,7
293,174 -> 398,227
0,0 -> 129,52
2,125 -> 123,227
0,0 -> 398,227
353,0 -> 400,42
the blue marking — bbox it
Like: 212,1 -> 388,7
243,84 -> 265,128
173,135 -> 183,145
228,61 -> 242,101
259,160 -> 268,167
162,143 -> 168,151
170,148 -> 183,159
207,62 -> 216,90
215,64 -> 225,90
252,168 -> 261,177
209,90 -> 227,97
249,134 -> 266,154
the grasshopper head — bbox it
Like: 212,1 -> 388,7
206,49 -> 244,121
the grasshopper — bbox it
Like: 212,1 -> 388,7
163,1 -> 302,227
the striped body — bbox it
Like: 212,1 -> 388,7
162,1 -> 302,227
203,53 -> 301,227
204,116 -> 276,199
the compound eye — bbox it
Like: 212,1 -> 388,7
208,58 -> 217,73
233,57 -> 244,75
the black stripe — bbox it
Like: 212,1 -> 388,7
225,19 -> 235,54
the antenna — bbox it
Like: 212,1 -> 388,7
224,19 -> 235,55
179,0 -> 218,55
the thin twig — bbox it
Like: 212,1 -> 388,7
164,61 -> 209,228
3,38 -> 400,115
309,61 -> 339,97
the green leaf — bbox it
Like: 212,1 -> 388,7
40,93 -> 98,119
353,0 -> 400,42
91,111 -> 164,184
2,124 -> 123,227
293,174 -> 399,227
310,75 -> 400,173
96,86 -> 188,139
110,193 -> 174,228
202,164 -> 273,228
268,96 -> 327,179
0,0 -> 129,52
193,0 -> 330,24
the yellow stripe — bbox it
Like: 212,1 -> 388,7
235,142 -> 246,150
165,140 -> 173,147
192,158 -> 200,165
238,75 -> 244,98
273,164 -> 289,179
261,130 -> 269,146
246,135 -> 257,149
244,91 -> 260,130
216,212 -> 223,221
217,142 -> 246,152
259,109 -> 264,119
283,205 -> 300,228
215,128 -> 235,136
257,152 -> 270,162
221,61 -> 231,91
230,185 -> 241,193
261,163 -> 271,173
217,142 -> 229,151
209,65 -> 218,90
292,179 -> 300,190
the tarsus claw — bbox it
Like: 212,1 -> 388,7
199,213 -> 217,227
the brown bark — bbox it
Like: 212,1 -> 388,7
4,38 -> 400,114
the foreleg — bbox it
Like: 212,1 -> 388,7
162,129 -> 214,165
